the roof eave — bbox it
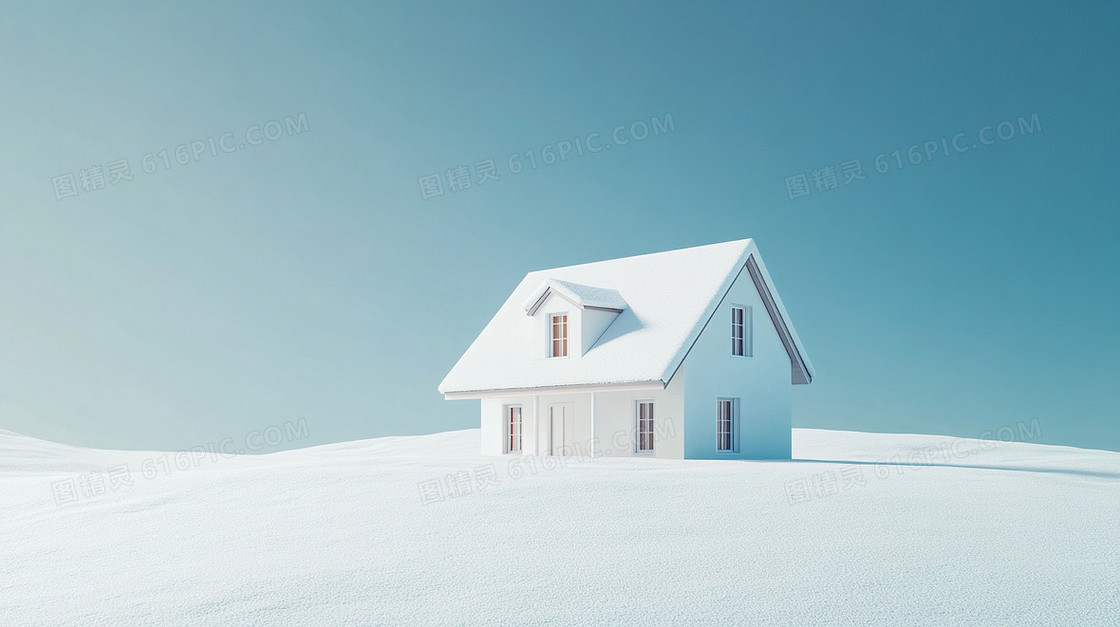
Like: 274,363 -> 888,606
744,251 -> 815,384
441,379 -> 666,400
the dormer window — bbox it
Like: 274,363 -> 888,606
524,279 -> 624,360
550,313 -> 569,357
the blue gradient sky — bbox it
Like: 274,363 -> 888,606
1,2 -> 1117,452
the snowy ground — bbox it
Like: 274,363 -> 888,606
1,427 -> 1118,625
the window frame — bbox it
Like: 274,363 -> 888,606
731,305 -> 753,358
506,405 -> 523,454
716,397 -> 740,453
548,312 -> 569,358
635,399 -> 655,454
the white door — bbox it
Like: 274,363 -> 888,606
545,403 -> 574,456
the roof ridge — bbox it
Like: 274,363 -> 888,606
524,238 -> 754,275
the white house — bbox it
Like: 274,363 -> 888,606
438,239 -> 814,460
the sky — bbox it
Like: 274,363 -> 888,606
1,1 -> 1117,453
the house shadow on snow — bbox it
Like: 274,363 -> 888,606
788,458 -> 1120,481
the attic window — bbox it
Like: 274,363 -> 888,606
549,314 -> 568,358
731,305 -> 752,357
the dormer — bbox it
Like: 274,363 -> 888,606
522,279 -> 626,358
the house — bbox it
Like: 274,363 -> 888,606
437,238 -> 814,459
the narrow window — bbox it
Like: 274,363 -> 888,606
717,398 -> 739,452
550,314 -> 568,357
636,401 -> 654,452
731,306 -> 752,357
507,406 -> 522,453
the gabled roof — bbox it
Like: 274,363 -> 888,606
438,239 -> 813,397
523,279 -> 627,315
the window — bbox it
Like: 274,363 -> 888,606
550,314 -> 569,357
507,406 -> 522,453
717,398 -> 739,452
636,401 -> 654,453
731,306 -> 752,357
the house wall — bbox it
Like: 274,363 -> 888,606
481,392 -> 595,456
478,377 -> 685,458
591,374 -> 685,458
680,262 -> 792,459
480,395 -> 536,456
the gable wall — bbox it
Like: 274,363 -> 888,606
681,260 -> 792,459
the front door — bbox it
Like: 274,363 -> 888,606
546,403 -> 574,456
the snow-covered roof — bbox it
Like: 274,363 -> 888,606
522,279 -> 627,315
439,238 -> 813,396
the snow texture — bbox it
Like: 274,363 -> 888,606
2,427 -> 1117,625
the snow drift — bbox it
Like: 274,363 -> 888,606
1,427 -> 1117,625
